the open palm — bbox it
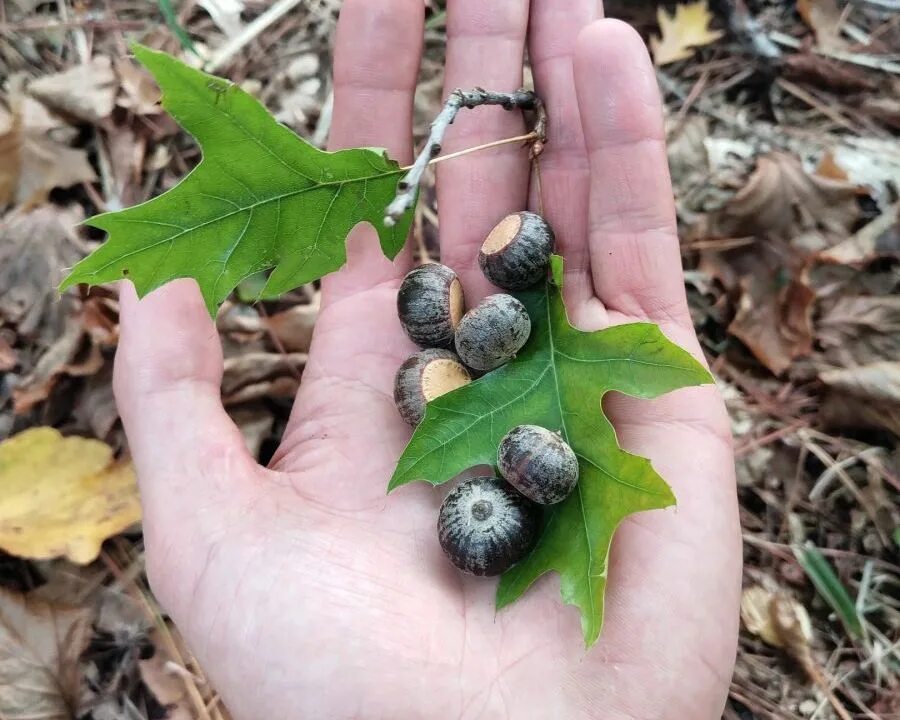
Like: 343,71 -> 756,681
114,1 -> 741,718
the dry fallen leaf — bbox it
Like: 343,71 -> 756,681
0,205 -> 84,333
28,56 -> 118,124
708,152 -> 862,242
0,92 -> 96,208
817,296 -> 900,369
731,276 -> 815,376
820,362 -> 900,435
650,1 -> 725,66
114,57 -> 161,115
741,586 -> 813,649
0,427 -> 141,564
797,0 -> 848,52
0,588 -> 93,720
820,202 -> 900,264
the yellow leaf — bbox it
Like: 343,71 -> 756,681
0,427 -> 141,564
650,0 -> 725,66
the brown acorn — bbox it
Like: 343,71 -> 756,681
437,476 -> 540,576
497,425 -> 579,505
479,212 -> 555,290
394,348 -> 472,425
454,294 -> 531,372
397,263 -> 465,349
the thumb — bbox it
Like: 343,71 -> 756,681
113,280 -> 257,518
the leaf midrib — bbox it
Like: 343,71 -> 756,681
85,167 -> 404,278
544,293 -> 597,628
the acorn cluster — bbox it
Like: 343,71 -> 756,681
393,211 -> 580,577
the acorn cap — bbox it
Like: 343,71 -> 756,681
394,348 -> 472,425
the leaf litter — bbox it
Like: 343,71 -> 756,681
1,0 -> 898,716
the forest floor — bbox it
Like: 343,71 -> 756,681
0,1 -> 898,718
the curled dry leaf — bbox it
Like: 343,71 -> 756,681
0,205 -> 84,334
817,295 -> 900,368
0,427 -> 141,564
707,152 -> 862,242
114,57 -> 161,115
820,202 -> 900,264
0,91 -> 96,208
727,252 -> 816,376
28,56 -> 118,124
741,586 -> 813,650
819,362 -> 900,435
650,0 -> 724,66
0,588 -> 93,720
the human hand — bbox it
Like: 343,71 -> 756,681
114,1 -> 742,718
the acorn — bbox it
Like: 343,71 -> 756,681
454,294 -> 531,372
394,348 -> 472,425
498,425 -> 579,505
397,263 -> 465,349
437,476 -> 540,576
479,211 -> 555,290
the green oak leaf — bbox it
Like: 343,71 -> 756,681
61,45 -> 413,315
389,259 -> 713,645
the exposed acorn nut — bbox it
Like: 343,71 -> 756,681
394,348 -> 472,426
397,263 -> 465,348
498,425 -> 580,505
437,476 -> 540,576
454,294 -> 531,372
479,211 -> 555,290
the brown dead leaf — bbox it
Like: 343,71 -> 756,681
29,56 -> 118,124
741,586 -> 813,649
708,152 -> 862,242
0,205 -> 84,333
0,95 -> 96,208
264,297 -> 320,353
815,151 -> 849,182
797,0 -> 848,51
820,362 -> 900,435
0,427 -> 141,564
114,57 -> 161,115
729,255 -> 815,376
0,588 -> 93,720
650,0 -> 724,66
820,202 -> 900,264
817,296 -> 900,368
222,351 -> 306,403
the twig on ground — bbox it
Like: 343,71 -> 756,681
384,88 -> 547,226
205,0 -> 304,73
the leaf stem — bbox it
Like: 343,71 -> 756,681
384,88 -> 547,226
401,131 -> 538,171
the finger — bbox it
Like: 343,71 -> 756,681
528,0 -> 602,318
320,0 -> 424,305
437,0 -> 531,299
575,20 -> 692,327
113,281 -> 255,515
